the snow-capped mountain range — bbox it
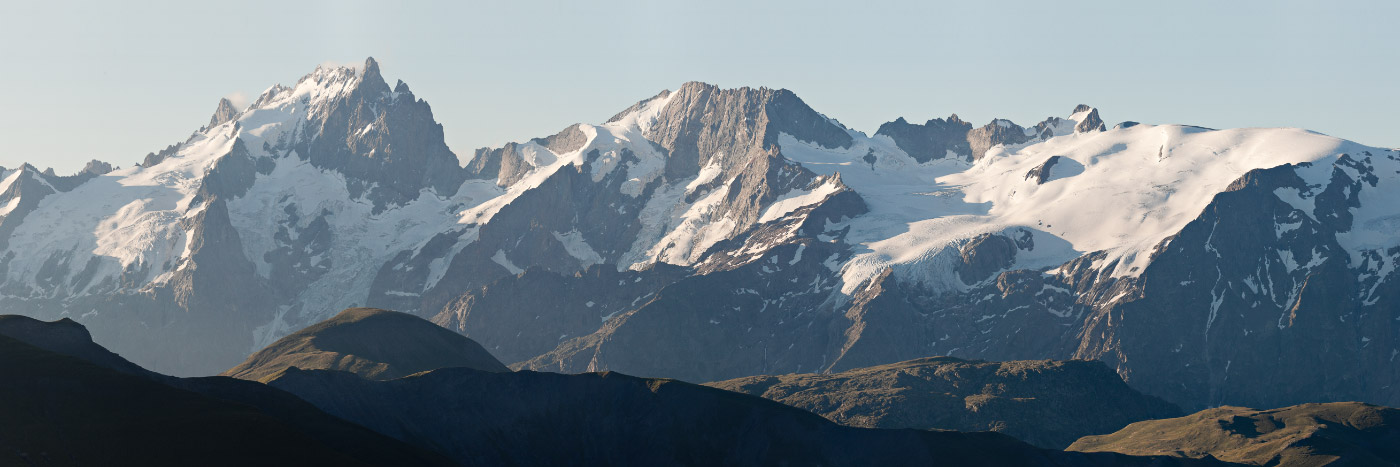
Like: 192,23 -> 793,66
3,58 -> 1395,410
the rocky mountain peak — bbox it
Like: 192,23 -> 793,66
281,57 -> 467,210
874,114 -> 975,162
967,118 -> 1032,160
358,56 -> 390,95
208,97 -> 239,128
1071,104 -> 1106,133
878,107 -> 1117,162
642,81 -> 853,180
79,159 -> 113,176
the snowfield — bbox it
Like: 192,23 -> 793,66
777,122 -> 1368,293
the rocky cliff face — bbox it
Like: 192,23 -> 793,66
1070,153 -> 1400,410
875,106 -> 1103,162
874,115 -> 974,162
298,59 -> 467,211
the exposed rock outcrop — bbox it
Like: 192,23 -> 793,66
299,57 -> 469,211
874,115 -> 974,162
1072,104 -> 1106,133
208,97 -> 240,128
968,119 -> 1033,160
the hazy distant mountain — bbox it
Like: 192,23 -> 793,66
0,57 -> 1395,414
1069,402 -> 1400,466
707,357 -> 1182,449
223,307 -> 508,382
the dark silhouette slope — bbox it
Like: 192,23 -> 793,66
0,315 -> 451,467
0,335 -> 434,466
266,366 -> 1228,467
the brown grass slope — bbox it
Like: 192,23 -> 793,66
707,356 -> 1181,449
1068,402 -> 1400,466
223,307 -> 508,381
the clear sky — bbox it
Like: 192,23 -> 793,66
2,0 -> 1395,173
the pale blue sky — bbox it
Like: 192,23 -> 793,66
2,0 -> 1395,173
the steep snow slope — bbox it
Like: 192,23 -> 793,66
4,131 -> 231,294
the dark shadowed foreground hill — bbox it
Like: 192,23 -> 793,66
1070,402 -> 1400,466
223,307 -> 509,381
266,366 -> 1229,467
707,356 -> 1182,449
0,314 -> 156,377
0,334 -> 447,467
0,315 -> 450,467
0,311 -> 1232,466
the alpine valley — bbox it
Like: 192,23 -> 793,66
3,57 -> 1397,417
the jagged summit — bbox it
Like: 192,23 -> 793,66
648,81 -> 854,151
208,97 -> 239,128
357,56 -> 390,95
80,159 -> 113,175
1069,104 -> 1106,133
874,105 -> 1109,162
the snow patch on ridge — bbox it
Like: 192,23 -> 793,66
758,178 -> 844,223
553,230 -> 604,267
492,249 -> 524,275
